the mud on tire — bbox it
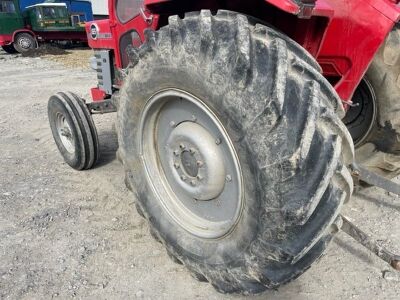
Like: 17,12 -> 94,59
117,10 -> 354,294
348,25 -> 400,178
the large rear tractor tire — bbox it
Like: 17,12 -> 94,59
117,11 -> 354,294
345,25 -> 400,178
1,44 -> 18,54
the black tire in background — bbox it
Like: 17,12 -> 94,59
345,25 -> 400,178
1,44 -> 18,54
48,92 -> 99,170
13,33 -> 36,53
117,10 -> 354,294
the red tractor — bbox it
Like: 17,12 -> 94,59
47,0 -> 400,295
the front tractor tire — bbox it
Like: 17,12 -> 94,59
48,92 -> 99,170
118,11 -> 354,294
13,33 -> 35,53
345,25 -> 400,178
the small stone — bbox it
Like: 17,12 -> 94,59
135,290 -> 144,298
382,270 -> 399,281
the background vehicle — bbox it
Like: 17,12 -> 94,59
47,0 -> 400,295
19,0 -> 93,20
0,0 -> 92,53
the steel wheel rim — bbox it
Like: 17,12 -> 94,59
343,78 -> 377,147
56,112 -> 75,154
18,37 -> 32,50
139,89 -> 243,239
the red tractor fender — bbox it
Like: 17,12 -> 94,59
12,29 -> 37,43
145,0 -> 306,15
142,0 -> 399,102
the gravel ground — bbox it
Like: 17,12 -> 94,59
0,48 -> 400,299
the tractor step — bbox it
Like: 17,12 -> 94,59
87,99 -> 117,114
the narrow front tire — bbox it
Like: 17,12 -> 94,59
48,92 -> 99,170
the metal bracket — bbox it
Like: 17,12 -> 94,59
341,215 -> 400,271
140,8 -> 153,25
87,99 -> 117,114
351,163 -> 400,196
297,0 -> 316,19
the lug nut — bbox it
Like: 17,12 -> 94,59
226,175 -> 232,182
196,175 -> 203,181
189,148 -> 196,154
173,150 -> 180,156
179,144 -> 186,150
196,161 -> 204,167
170,121 -> 176,128
180,175 -> 187,181
190,180 -> 196,186
174,163 -> 180,169
215,138 -> 221,145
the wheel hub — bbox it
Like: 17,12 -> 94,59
19,38 -> 31,49
166,121 -> 226,201
56,112 -> 75,154
139,89 -> 243,239
344,78 -> 377,146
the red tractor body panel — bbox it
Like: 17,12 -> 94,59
86,0 -> 400,103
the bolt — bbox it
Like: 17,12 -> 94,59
191,115 -> 197,122
170,121 -> 176,128
179,144 -> 186,150
190,180 -> 196,186
215,138 -> 221,145
174,163 -> 180,169
226,175 -> 232,182
173,150 -> 180,156
180,175 -> 187,181
196,161 -> 204,167
189,148 -> 196,155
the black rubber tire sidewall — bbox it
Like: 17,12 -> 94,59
48,96 -> 85,169
117,11 -> 354,293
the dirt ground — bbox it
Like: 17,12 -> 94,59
1,47 -> 400,299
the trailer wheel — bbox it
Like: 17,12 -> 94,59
1,44 -> 18,54
345,25 -> 400,178
13,33 -> 35,53
117,11 -> 354,294
48,92 -> 99,170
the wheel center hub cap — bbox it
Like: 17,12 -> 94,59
168,122 -> 226,201
180,150 -> 198,177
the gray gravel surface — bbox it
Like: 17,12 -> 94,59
1,49 -> 399,299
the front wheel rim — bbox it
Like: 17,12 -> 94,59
56,112 -> 75,154
139,89 -> 243,239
